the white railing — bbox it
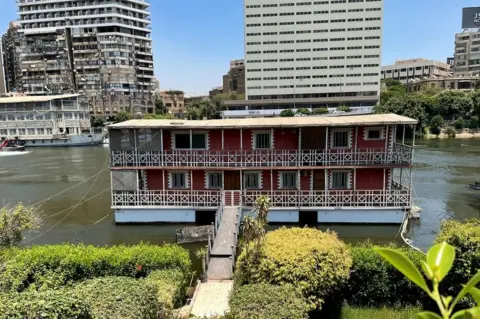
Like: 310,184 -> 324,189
111,146 -> 413,168
112,189 -> 410,209
111,190 -> 221,208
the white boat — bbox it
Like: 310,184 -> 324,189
0,94 -> 106,147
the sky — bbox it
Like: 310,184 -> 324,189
1,0 -> 479,96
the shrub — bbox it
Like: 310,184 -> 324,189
469,116 -> 479,129
429,115 -> 444,134
235,227 -> 352,309
296,108 -> 311,115
72,277 -> 162,319
0,203 -> 42,248
453,118 -> 465,129
280,109 -> 295,117
313,107 -> 330,115
337,105 -> 351,112
0,289 -> 90,319
146,269 -> 186,315
0,243 -> 191,292
445,126 -> 456,138
435,219 -> 480,306
344,244 -> 429,308
228,284 -> 309,319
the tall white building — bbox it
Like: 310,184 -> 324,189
13,0 -> 155,115
243,0 -> 383,107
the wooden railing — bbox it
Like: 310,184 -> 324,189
112,189 -> 410,208
111,145 -> 413,168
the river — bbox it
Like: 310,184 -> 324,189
0,139 -> 479,253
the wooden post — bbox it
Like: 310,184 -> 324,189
402,124 -> 406,145
354,126 -> 358,165
240,128 -> 243,150
221,129 -> 224,149
270,169 -> 273,193
160,129 -> 164,166
298,128 -> 302,166
190,129 -> 193,151
162,169 -> 165,191
353,168 -> 356,191
409,125 -> 416,206
190,170 -> 193,190
383,168 -> 386,191
325,127 -> 329,165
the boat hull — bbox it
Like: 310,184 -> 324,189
22,134 -> 104,147
0,146 -> 26,152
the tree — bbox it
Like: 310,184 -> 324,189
436,90 -> 473,117
143,113 -> 175,120
470,116 -> 479,129
296,108 -> 311,116
91,116 -> 106,128
280,109 -> 295,117
0,204 -> 42,247
470,90 -> 480,117
154,98 -> 167,115
453,118 -> 465,129
113,111 -> 132,124
429,115 -> 444,135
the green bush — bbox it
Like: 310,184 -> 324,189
228,284 -> 309,319
435,219 -> 480,306
429,115 -> 444,135
313,107 -> 330,115
469,116 -> 479,129
235,227 -> 352,309
72,277 -> 162,319
444,126 -> 456,138
344,244 -> 428,308
0,243 -> 191,292
146,269 -> 186,315
280,109 -> 295,117
0,289 -> 90,319
337,105 -> 351,112
296,108 -> 311,115
453,118 -> 465,129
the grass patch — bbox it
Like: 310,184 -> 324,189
340,306 -> 420,319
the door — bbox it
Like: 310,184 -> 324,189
302,127 -> 326,150
313,170 -> 326,191
224,171 -> 240,190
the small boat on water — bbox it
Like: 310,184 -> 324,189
0,137 -> 26,152
468,182 -> 480,190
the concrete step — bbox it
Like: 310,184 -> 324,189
190,280 -> 234,318
207,257 -> 233,280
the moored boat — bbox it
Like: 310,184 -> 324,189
468,182 -> 480,190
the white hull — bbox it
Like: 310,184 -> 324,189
22,133 -> 105,147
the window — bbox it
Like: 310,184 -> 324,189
174,132 -> 207,149
206,172 -> 222,189
244,172 -> 261,189
170,172 -> 188,189
332,130 -> 350,148
254,132 -> 271,149
365,127 -> 383,140
280,172 -> 297,189
331,171 -> 350,189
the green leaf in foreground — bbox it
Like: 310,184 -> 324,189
375,248 -> 430,294
451,271 -> 480,309
470,287 -> 480,305
417,311 -> 442,319
426,242 -> 455,282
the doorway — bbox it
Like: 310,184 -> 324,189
224,171 -> 240,190
299,211 -> 318,227
313,170 -> 326,191
195,210 -> 216,225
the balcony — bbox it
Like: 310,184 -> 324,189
110,145 -> 413,168
111,189 -> 411,209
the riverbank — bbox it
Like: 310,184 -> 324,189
424,130 -> 480,139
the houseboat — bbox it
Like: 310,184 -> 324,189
0,94 -> 104,147
108,114 -> 417,224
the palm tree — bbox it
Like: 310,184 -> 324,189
254,196 -> 271,224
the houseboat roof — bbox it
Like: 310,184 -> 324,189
0,94 -> 79,104
110,114 -> 417,129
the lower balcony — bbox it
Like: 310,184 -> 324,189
111,189 -> 411,209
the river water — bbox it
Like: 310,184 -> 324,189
0,139 -> 479,252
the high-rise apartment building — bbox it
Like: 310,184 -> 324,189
2,22 -> 21,93
13,0 -> 155,115
453,31 -> 480,76
243,0 -> 383,106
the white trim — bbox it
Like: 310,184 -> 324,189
278,171 -> 298,189
330,128 -> 353,149
243,171 -> 263,189
204,171 -> 223,189
329,170 -> 352,190
171,131 -> 209,150
364,126 -> 385,141
252,130 -> 273,149
168,171 -> 190,189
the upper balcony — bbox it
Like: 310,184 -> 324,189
110,145 -> 413,168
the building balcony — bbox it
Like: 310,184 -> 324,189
111,189 -> 411,209
110,145 -> 413,168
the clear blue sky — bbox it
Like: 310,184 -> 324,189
1,0 -> 479,95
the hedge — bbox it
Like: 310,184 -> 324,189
227,284 -> 309,319
146,269 -> 186,317
235,227 -> 352,309
0,243 -> 191,292
344,243 -> 429,308
436,219 -> 480,307
0,289 -> 90,319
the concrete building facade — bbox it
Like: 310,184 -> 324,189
381,58 -> 451,84
222,59 -> 245,96
453,31 -> 480,76
13,0 -> 155,115
244,0 -> 383,104
1,22 -> 21,94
